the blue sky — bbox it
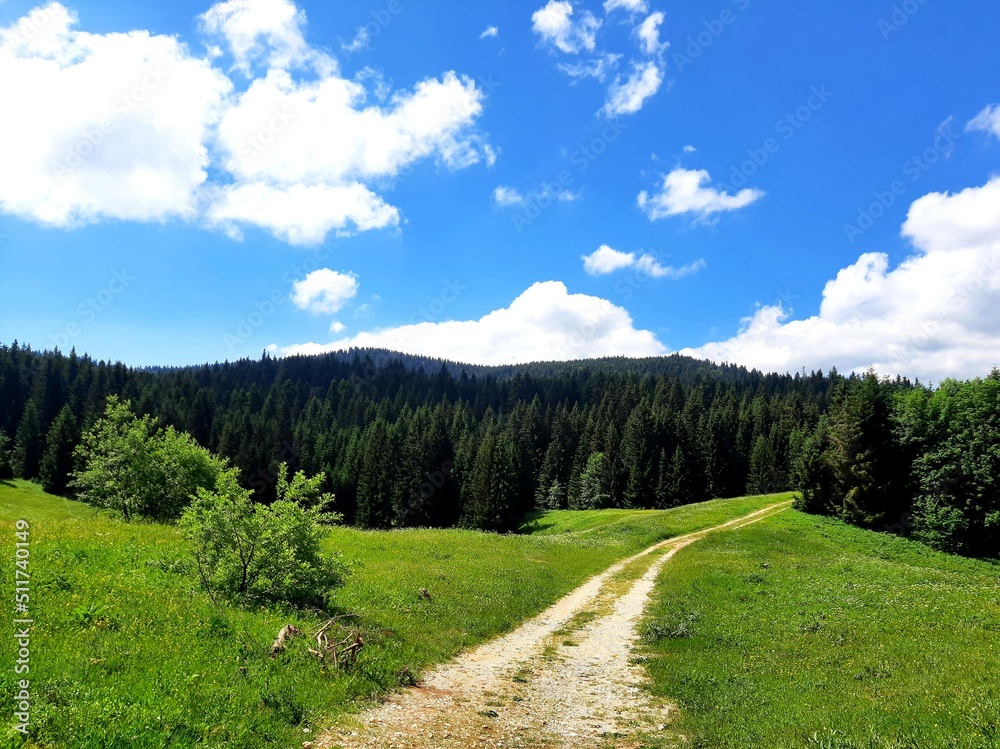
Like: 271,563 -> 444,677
1,0 -> 999,380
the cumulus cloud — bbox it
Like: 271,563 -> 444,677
604,0 -> 649,16
207,182 -> 399,244
967,103 -> 1000,139
200,0 -> 314,73
0,2 -> 231,227
582,244 -> 705,279
684,176 -> 1000,382
291,268 -> 359,314
479,26 -> 499,39
602,60 -> 664,117
635,12 -> 667,56
532,0 -> 601,54
211,67 -> 489,241
638,168 -> 764,220
278,281 -> 668,365
0,0 -> 491,245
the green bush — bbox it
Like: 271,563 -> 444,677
179,469 -> 343,608
71,396 -> 227,520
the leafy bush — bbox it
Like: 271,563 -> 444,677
71,397 -> 227,520
179,469 -> 343,607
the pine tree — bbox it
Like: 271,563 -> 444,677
463,432 -> 519,532
40,405 -> 78,495
574,452 -> 610,509
0,431 -> 12,480
355,419 -> 394,529
12,399 -> 44,479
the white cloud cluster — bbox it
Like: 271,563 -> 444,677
967,103 -> 1000,139
200,0 -> 313,73
0,0 -> 492,245
278,281 -> 667,365
291,268 -> 359,314
479,26 -> 499,40
0,2 -> 231,227
532,1 -> 601,54
638,168 -> 764,220
531,0 -> 667,117
582,244 -> 705,279
684,176 -> 1000,382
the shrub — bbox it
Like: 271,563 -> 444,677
71,397 -> 226,520
179,469 -> 343,608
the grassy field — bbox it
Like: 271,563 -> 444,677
0,480 -> 780,749
640,509 -> 1000,749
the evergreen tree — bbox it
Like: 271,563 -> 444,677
463,432 -> 519,532
12,398 -> 44,479
355,419 -> 394,529
574,452 -> 610,509
40,404 -> 78,495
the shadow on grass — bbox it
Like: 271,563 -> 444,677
518,511 -> 555,535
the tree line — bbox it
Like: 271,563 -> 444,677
1,340 -> 995,556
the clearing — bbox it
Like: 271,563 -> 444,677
319,502 -> 791,749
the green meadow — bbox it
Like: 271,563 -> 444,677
640,509 -> 1000,749
0,480 -> 777,749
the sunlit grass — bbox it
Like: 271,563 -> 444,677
640,509 -> 1000,748
0,480 -> 780,748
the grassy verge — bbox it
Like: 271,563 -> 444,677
640,509 -> 1000,749
0,481 -> 782,748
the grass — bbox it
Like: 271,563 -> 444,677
0,480 -> 781,749
639,508 -> 1000,749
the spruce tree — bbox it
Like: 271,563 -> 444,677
40,405 -> 78,495
12,399 -> 44,479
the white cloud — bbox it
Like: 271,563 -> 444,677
341,26 -> 369,53
0,2 -> 231,228
493,183 -> 581,208
493,186 -> 526,206
207,182 -> 398,245
602,60 -> 663,116
329,320 -> 346,333
479,26 -> 499,39
200,0 -> 314,73
583,244 -> 635,275
278,281 -> 667,364
638,168 -> 764,220
967,103 -> 1000,139
0,1 -> 492,245
582,244 -> 705,279
635,12 -> 667,56
291,269 -> 359,314
532,0 -> 601,54
683,144 -> 697,153
604,0 -> 649,16
557,52 -> 621,82
684,177 -> 1000,382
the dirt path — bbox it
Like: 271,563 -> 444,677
317,502 -> 791,749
